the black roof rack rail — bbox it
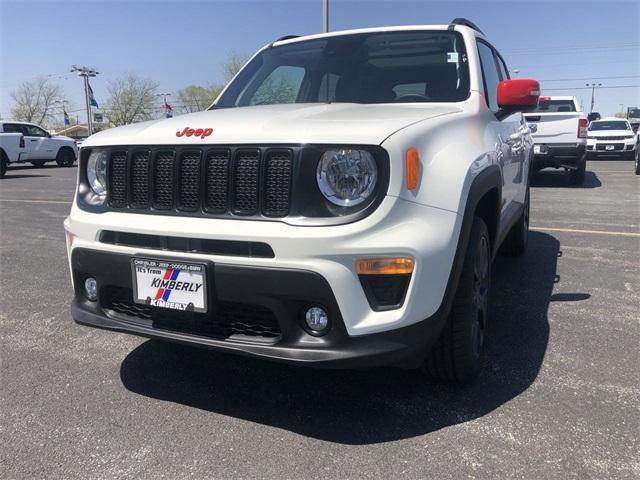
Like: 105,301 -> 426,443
269,35 -> 300,48
448,18 -> 484,35
275,35 -> 299,42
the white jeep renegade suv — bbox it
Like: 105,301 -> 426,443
65,19 -> 540,382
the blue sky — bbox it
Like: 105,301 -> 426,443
1,0 -> 639,123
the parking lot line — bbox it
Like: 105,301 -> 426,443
0,199 -> 71,204
531,226 -> 640,237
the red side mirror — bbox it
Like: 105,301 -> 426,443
497,79 -> 540,109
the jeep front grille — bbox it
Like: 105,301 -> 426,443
105,147 -> 293,218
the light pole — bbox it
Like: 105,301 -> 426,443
71,65 -> 99,135
585,82 -> 602,114
322,0 -> 329,32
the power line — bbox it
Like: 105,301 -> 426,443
543,85 -> 640,91
540,75 -> 640,82
503,43 -> 639,53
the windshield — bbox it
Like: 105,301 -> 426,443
214,31 -> 470,107
531,99 -> 576,113
628,108 -> 640,118
588,121 -> 630,131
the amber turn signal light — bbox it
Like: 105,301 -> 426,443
405,148 -> 420,191
355,257 -> 414,275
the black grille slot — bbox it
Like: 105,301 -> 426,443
153,151 -> 175,210
178,151 -> 201,211
130,151 -> 150,208
108,151 -> 127,208
104,146 -> 293,219
263,150 -> 292,217
205,150 -> 229,213
233,150 -> 260,215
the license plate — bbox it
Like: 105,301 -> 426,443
534,145 -> 543,154
131,258 -> 207,312
605,145 -> 615,151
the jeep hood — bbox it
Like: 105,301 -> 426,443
83,103 -> 462,147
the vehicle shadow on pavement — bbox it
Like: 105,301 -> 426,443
531,170 -> 601,188
120,232 -> 560,445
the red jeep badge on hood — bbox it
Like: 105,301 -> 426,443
176,127 -> 213,139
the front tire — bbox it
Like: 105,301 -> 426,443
56,148 -> 75,167
424,216 -> 491,383
635,148 -> 640,175
0,152 -> 7,178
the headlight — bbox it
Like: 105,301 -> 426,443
87,149 -> 108,196
316,149 -> 377,207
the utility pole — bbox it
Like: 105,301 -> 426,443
71,65 -> 99,136
585,82 -> 602,114
322,0 -> 329,32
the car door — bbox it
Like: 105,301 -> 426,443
23,124 -> 55,160
477,41 -> 522,231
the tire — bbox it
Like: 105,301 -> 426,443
56,148 -> 75,167
424,216 -> 491,383
0,152 -> 7,178
500,187 -> 529,256
569,158 -> 586,185
635,148 -> 640,175
31,160 -> 46,167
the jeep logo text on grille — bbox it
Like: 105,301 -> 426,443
176,127 -> 213,139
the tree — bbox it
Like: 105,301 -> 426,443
222,51 -> 249,83
10,76 -> 64,126
105,74 -> 159,126
175,85 -> 221,114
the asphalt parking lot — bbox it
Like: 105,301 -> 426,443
1,160 -> 638,479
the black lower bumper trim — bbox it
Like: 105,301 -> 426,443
70,248 -> 445,368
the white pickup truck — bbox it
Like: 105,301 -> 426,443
0,121 -> 77,168
524,96 -> 588,185
0,132 -> 26,178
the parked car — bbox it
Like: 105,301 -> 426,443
626,107 -> 640,133
0,121 -> 77,167
65,19 -> 540,383
0,131 -> 26,178
524,96 -> 588,185
586,118 -> 637,160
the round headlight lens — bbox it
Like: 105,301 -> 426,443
316,149 -> 377,207
87,150 -> 108,196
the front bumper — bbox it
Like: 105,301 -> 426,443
532,143 -> 586,170
70,247 -> 447,368
65,195 -> 464,367
586,140 -> 636,156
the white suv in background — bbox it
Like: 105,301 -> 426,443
586,118 -> 638,160
0,121 -> 77,167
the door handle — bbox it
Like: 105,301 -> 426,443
30,139 -> 38,142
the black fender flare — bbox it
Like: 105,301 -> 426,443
414,166 -> 503,361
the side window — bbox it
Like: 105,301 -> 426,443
495,53 -> 509,81
2,123 -> 25,134
477,42 -> 501,112
247,65 -> 306,105
24,125 -> 48,137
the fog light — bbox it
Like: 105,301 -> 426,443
305,306 -> 329,334
84,277 -> 98,301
